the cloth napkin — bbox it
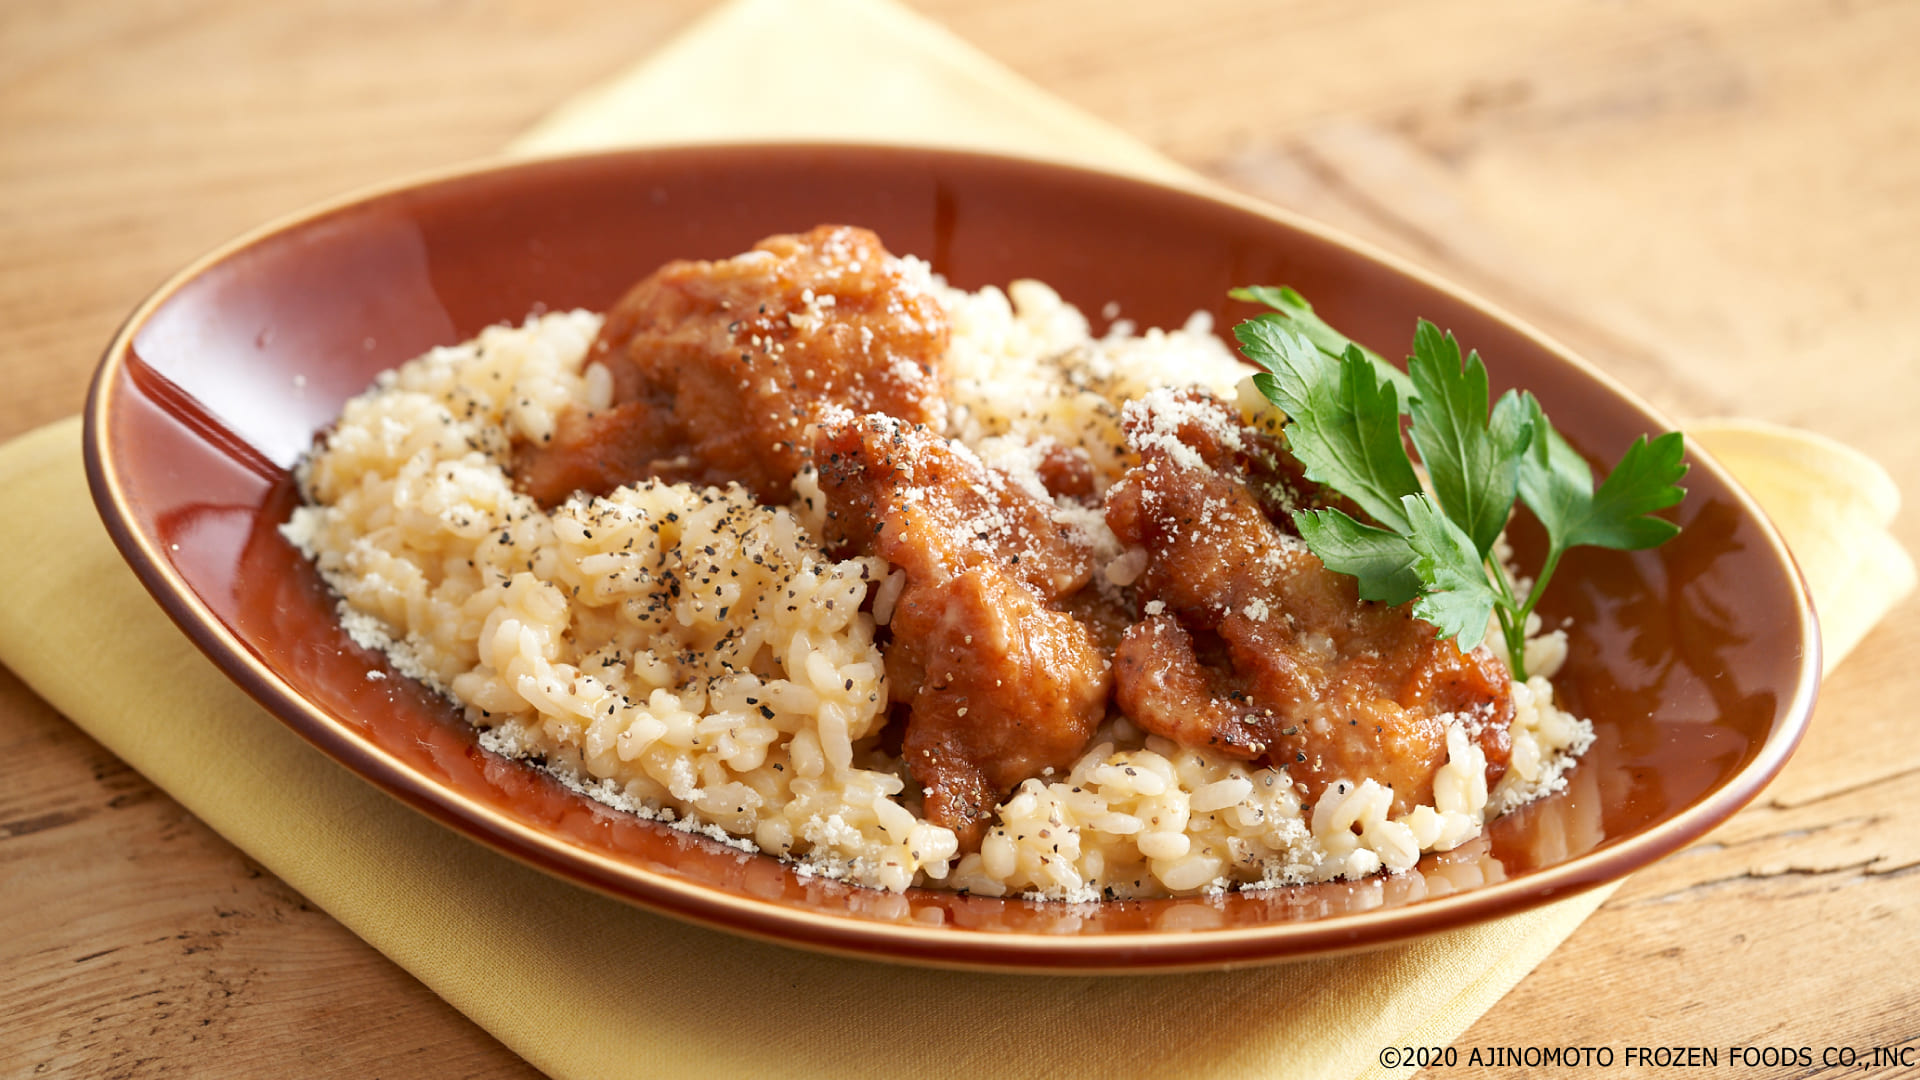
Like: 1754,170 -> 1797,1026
1,1 -> 1910,1078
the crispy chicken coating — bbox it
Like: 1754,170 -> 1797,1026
1105,388 -> 1512,815
813,412 -> 1109,850
511,221 -> 1523,860
517,225 -> 949,506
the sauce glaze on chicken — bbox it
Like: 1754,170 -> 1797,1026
518,225 -> 1514,851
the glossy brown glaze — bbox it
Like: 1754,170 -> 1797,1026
1104,388 -> 1514,814
519,225 -> 950,507
813,413 -> 1107,849
83,145 -> 1819,972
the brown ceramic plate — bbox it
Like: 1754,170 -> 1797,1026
85,145 -> 1818,973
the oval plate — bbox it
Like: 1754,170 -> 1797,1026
85,144 -> 1819,972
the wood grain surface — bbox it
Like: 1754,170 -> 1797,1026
3,1 -> 1915,1076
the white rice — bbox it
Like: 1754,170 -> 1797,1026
283,278 -> 1592,899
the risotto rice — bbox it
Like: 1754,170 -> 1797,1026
283,264 -> 1592,901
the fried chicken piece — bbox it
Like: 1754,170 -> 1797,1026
1105,388 -> 1512,816
517,226 -> 949,506
814,413 -> 1108,850
1113,616 -> 1270,757
890,568 -> 1111,851
1133,386 -> 1350,530
1034,440 -> 1097,500
814,412 -> 1092,601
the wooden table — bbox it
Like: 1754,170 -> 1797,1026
4,2 -> 1915,1075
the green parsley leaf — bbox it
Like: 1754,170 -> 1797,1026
1574,433 -> 1689,549
1401,495 -> 1501,649
1233,317 -> 1422,532
1292,508 -> 1423,605
1513,394 -> 1594,543
1407,320 -> 1533,559
1515,394 -> 1688,552
1230,284 -> 1417,407
1233,286 -> 1688,682
1235,313 -> 1336,418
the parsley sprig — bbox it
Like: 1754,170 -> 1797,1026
1229,288 -> 1688,682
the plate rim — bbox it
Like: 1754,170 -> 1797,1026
82,141 -> 1823,973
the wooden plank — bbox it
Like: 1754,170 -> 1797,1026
0,666 -> 539,1078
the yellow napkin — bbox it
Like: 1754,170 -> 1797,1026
0,2 -> 1910,1079
507,0 -> 1191,186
